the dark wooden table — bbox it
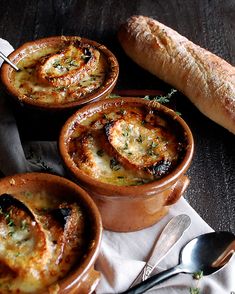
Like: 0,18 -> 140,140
0,0 -> 234,233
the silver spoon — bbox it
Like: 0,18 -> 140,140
122,231 -> 235,294
0,51 -> 19,71
130,214 -> 191,287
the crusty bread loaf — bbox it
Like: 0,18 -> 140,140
118,15 -> 235,134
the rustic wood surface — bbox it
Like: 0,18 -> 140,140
0,0 -> 234,233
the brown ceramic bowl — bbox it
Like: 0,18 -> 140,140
0,172 -> 102,293
0,36 -> 119,111
59,97 -> 194,232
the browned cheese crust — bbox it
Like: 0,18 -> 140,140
0,193 -> 85,292
37,43 -> 100,87
118,15 -> 235,134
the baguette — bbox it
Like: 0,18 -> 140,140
118,15 -> 235,134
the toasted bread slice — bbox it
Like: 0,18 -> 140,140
70,131 -> 110,178
0,194 -> 50,272
37,43 -> 100,87
68,128 -> 154,185
0,193 -> 84,283
70,133 -> 98,174
103,114 -> 179,177
43,203 -> 84,266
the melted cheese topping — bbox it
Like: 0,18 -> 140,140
11,43 -> 108,105
108,117 -> 176,166
0,191 -> 87,293
67,106 -> 185,186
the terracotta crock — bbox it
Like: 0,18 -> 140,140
0,36 -> 119,111
0,172 -> 102,293
59,98 -> 194,232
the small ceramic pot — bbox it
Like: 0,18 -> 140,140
0,36 -> 119,111
0,172 -> 102,293
59,98 -> 194,232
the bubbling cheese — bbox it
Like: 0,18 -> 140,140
0,191 -> 88,293
11,42 -> 108,105
67,106 -> 186,186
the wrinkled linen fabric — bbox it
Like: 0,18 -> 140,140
95,199 -> 235,294
0,38 -> 234,294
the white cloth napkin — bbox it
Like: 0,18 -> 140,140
0,38 -> 234,294
95,200 -> 235,294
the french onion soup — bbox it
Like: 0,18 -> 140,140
65,102 -> 187,186
0,189 -> 90,293
10,38 -> 112,105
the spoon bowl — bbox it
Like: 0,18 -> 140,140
123,231 -> 235,294
180,232 -> 235,276
180,231 -> 235,275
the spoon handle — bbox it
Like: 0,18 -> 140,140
121,266 -> 183,294
0,51 -> 19,71
130,214 -> 191,287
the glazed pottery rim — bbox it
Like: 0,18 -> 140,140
0,36 -> 119,110
0,172 -> 103,291
59,97 -> 194,197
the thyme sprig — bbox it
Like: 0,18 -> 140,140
190,288 -> 200,294
109,93 -> 121,98
193,271 -> 203,280
143,88 -> 177,103
190,270 -> 203,294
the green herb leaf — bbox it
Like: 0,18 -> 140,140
110,158 -> 121,171
144,96 -> 151,100
133,179 -> 149,186
53,61 -> 64,70
8,231 -> 14,237
81,54 -> 91,60
97,150 -> 104,157
7,219 -> 15,227
122,130 -> 129,137
144,88 -> 177,104
20,220 -> 28,230
175,111 -> 182,116
69,60 -> 77,67
136,134 -> 143,143
0,208 -> 15,227
190,287 -> 200,294
103,114 -> 108,119
56,86 -> 66,92
147,148 -> 154,156
193,271 -> 203,280
150,142 -> 158,148
123,142 -> 129,150
53,60 -> 61,67
119,109 -> 127,115
109,93 -> 121,98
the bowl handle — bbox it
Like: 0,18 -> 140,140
165,175 -> 190,206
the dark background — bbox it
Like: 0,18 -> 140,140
0,0 -> 234,233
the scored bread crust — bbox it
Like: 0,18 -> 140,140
118,15 -> 235,134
